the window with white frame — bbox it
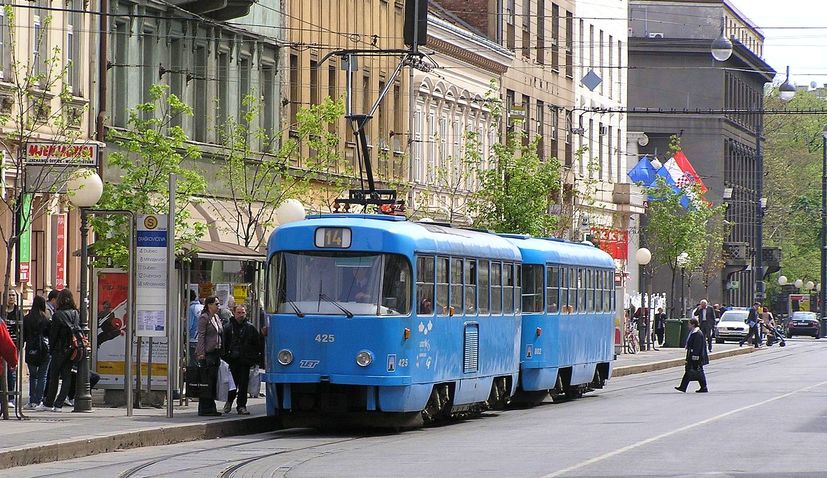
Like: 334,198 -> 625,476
112,21 -> 129,127
66,0 -> 81,95
0,8 -> 9,81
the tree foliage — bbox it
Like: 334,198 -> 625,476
470,126 -> 561,236
763,89 -> 827,298
210,96 -> 344,249
92,85 -> 207,267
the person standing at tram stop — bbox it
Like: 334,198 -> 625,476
196,296 -> 224,417
740,302 -> 762,348
187,290 -> 203,367
43,289 -> 79,412
0,313 -> 19,410
222,304 -> 262,415
675,318 -> 709,393
694,299 -> 716,352
635,305 -> 650,351
654,307 -> 667,346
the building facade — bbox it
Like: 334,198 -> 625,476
409,12 -> 513,223
0,0 -> 98,300
627,0 -> 776,308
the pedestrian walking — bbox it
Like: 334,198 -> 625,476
222,304 -> 262,415
675,318 -> 709,393
694,299 -> 716,352
654,307 -> 667,346
740,302 -> 762,348
42,289 -> 80,412
196,296 -> 223,417
23,295 -> 51,409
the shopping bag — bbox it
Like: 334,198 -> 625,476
216,360 -> 236,402
248,366 -> 262,397
186,365 -> 215,399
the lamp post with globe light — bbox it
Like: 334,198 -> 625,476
66,169 -> 104,413
636,248 -> 654,350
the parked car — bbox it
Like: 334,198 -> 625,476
786,311 -> 820,339
715,309 -> 750,343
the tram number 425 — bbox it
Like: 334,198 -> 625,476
315,334 -> 335,343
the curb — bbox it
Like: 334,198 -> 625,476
613,346 -> 761,377
0,415 -> 281,470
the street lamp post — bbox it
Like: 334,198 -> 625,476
66,170 -> 104,413
821,124 -> 827,337
636,248 -> 653,350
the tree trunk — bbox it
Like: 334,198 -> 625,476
669,265 -> 677,319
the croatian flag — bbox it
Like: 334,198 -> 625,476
671,150 -> 708,193
653,166 -> 690,208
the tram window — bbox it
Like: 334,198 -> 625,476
561,267 -> 569,312
265,253 -> 284,313
545,265 -> 559,313
596,269 -> 603,312
416,255 -> 435,315
586,269 -> 594,312
522,265 -> 543,313
479,260 -> 490,314
515,264 -> 522,313
503,262 -> 514,314
465,259 -> 477,314
381,255 -> 411,315
578,268 -> 586,312
437,256 -> 450,316
491,262 -> 503,314
451,258 -> 464,315
604,270 -> 611,312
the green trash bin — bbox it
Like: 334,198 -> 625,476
665,319 -> 692,347
664,319 -> 681,347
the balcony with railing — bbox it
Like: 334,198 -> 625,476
167,0 -> 253,20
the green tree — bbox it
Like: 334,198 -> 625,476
210,96 -> 344,250
470,129 -> 560,236
91,85 -> 207,267
644,178 -> 720,317
763,89 -> 827,299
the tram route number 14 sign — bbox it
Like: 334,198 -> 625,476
136,214 -> 168,337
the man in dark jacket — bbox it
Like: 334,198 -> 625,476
675,318 -> 709,393
222,304 -> 262,415
694,299 -> 716,352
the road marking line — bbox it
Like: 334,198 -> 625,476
539,379 -> 827,478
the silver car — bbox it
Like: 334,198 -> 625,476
715,309 -> 750,343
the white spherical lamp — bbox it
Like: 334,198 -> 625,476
806,281 -> 815,291
635,248 -> 652,266
275,199 -> 305,225
66,169 -> 103,208
777,275 -> 788,286
795,279 -> 804,289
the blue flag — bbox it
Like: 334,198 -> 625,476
627,155 -> 658,187
651,167 -> 690,208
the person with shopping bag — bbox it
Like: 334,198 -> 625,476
195,296 -> 223,417
222,304 -> 262,415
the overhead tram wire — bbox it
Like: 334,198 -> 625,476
574,107 -> 827,115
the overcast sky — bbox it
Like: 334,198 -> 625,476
729,0 -> 827,87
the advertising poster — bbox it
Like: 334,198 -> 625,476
95,269 -> 167,389
232,283 -> 249,304
215,283 -> 231,307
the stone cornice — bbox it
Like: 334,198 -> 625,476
427,37 -> 510,75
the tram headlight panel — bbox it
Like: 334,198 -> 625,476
356,350 -> 374,367
277,349 -> 294,365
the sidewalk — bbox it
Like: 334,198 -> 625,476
0,343 -> 763,470
0,398 -> 276,470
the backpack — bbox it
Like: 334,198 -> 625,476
59,310 -> 89,364
25,334 -> 49,366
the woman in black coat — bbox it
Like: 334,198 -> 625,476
675,318 -> 709,393
42,290 -> 80,411
23,295 -> 51,408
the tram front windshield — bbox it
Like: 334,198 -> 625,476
270,252 -> 411,316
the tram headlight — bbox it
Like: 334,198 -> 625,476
277,349 -> 294,365
355,350 -> 373,367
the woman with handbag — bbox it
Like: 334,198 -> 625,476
23,295 -> 51,409
42,289 -> 79,412
195,296 -> 223,417
675,318 -> 709,393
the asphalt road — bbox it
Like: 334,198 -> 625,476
6,338 -> 827,478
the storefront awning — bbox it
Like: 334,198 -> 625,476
183,240 -> 265,262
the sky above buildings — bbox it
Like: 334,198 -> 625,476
730,0 -> 827,87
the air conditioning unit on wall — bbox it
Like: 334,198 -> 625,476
648,32 -> 664,39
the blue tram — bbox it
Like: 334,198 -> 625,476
263,214 -> 522,426
502,236 -> 616,400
